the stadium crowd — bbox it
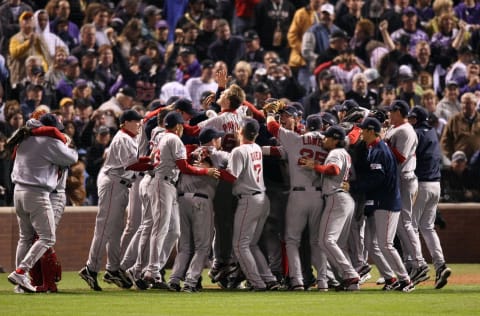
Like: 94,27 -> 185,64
0,0 -> 477,293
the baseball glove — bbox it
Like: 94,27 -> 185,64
6,126 -> 31,155
262,99 -> 286,115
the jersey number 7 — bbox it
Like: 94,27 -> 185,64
253,163 -> 262,183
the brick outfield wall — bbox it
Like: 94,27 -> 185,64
0,204 -> 479,272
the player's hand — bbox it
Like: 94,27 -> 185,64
215,69 -> 228,88
207,168 -> 220,179
299,157 -> 315,170
201,93 -> 216,110
341,181 -> 350,192
379,20 -> 388,32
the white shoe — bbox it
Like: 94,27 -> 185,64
8,271 -> 36,293
359,273 -> 372,285
376,277 -> 385,285
14,285 -> 24,294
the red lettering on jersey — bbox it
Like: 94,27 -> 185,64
250,151 -> 262,161
302,135 -> 323,147
222,121 -> 240,133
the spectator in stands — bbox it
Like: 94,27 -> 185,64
118,18 -> 143,59
441,150 -> 480,202
320,83 -> 345,112
254,0 -> 296,63
337,0 -> 364,37
185,59 -> 218,110
327,49 -> 364,93
85,124 -> 111,205
252,81 -> 271,109
306,30 -> 348,76
96,44 -> 118,102
176,0 -> 205,30
177,47 -> 201,84
20,83 -> 44,119
383,7 -> 430,57
459,59 -> 480,95
58,97 -> 75,122
242,30 -> 265,74
303,69 -> 334,118
425,0 -> 455,37
430,13 -> 468,68
287,0 -> 322,93
415,0 -> 435,27
232,0 -> 259,35
265,61 -> 304,101
441,92 -> 480,160
0,0 -> 33,54
454,0 -> 480,28
8,11 -> 49,91
49,0 -> 80,47
71,24 -> 97,61
91,5 -> 110,46
98,86 -> 136,117
350,18 -> 379,67
377,84 -> 396,109
195,9 -> 218,61
397,65 -> 422,108
33,9 -> 69,64
346,72 -> 377,109
56,55 -> 80,100
208,19 -> 245,73
436,80 -> 461,122
140,5 -> 162,42
232,60 -> 254,102
44,46 -> 67,92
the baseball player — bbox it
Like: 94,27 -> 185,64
133,112 -> 219,290
8,115 -> 78,293
301,125 -> 360,291
266,113 -> 327,290
79,110 -> 153,291
353,117 -> 414,292
407,106 -> 452,288
220,118 -> 279,291
384,100 -> 428,283
29,114 -> 71,293
168,127 -> 230,292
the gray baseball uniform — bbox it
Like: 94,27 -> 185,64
228,142 -> 277,289
86,129 -> 139,273
270,124 -> 327,289
169,147 -> 230,288
384,123 -> 425,269
11,133 -> 77,276
317,148 -> 359,286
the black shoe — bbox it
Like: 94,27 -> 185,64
212,263 -> 239,283
382,278 -> 398,291
435,265 -> 452,289
196,276 -> 203,291
168,282 -> 181,292
410,264 -> 430,285
395,279 -> 415,292
227,270 -> 246,289
126,268 -> 148,290
266,280 -> 281,291
357,264 -> 372,278
288,284 -> 304,291
79,266 -> 102,291
150,279 -> 170,290
103,270 -> 132,289
335,277 -> 360,291
182,284 -> 198,293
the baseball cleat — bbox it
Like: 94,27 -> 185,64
395,279 -> 415,293
167,282 -> 181,292
213,263 -> 239,283
359,273 -> 372,285
336,277 -> 360,291
357,264 -> 372,278
182,284 -> 198,293
376,277 -> 385,285
8,271 -> 36,293
410,264 -> 430,285
266,280 -> 281,291
288,284 -> 305,291
79,266 -> 102,291
103,270 -> 132,289
125,268 -> 148,290
14,285 -> 24,294
435,266 -> 452,289
382,278 -> 398,291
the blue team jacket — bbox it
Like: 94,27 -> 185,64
353,138 -> 402,214
414,122 -> 441,182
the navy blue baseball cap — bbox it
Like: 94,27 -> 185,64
408,106 -> 428,123
387,100 -> 410,117
174,98 -> 198,116
164,111 -> 184,128
323,125 -> 346,140
120,109 -> 143,123
359,117 -> 382,132
242,118 -> 260,138
320,111 -> 338,126
306,114 -> 323,131
199,127 -> 225,144
40,113 -> 64,130
342,99 -> 360,114
279,105 -> 298,117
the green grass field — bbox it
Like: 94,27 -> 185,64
1,264 -> 479,316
